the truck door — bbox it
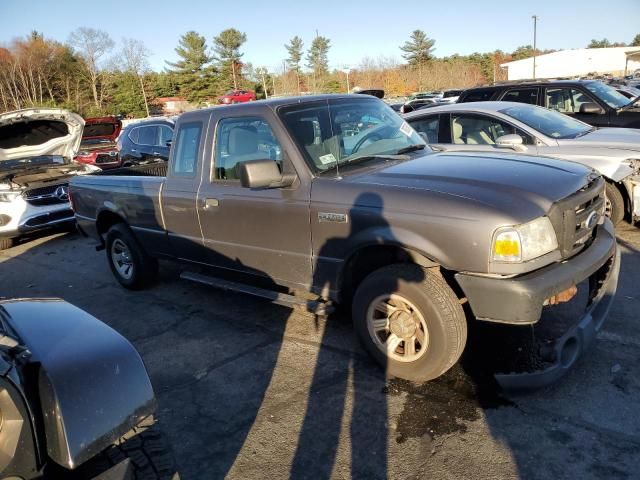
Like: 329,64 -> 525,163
160,115 -> 210,264
196,112 -> 312,289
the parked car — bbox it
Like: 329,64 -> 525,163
71,94 -> 619,389
400,98 -> 438,113
0,298 -> 177,479
457,80 -> 640,128
436,89 -> 464,104
74,115 -> 122,169
0,108 -> 98,250
217,89 -> 256,104
117,118 -> 174,166
615,85 -> 640,100
403,101 -> 640,224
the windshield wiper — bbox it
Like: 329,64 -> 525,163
395,144 -> 426,154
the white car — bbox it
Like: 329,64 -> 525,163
404,101 -> 640,224
0,108 -> 98,249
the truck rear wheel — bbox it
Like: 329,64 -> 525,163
604,182 -> 624,225
106,223 -> 158,290
352,264 -> 467,382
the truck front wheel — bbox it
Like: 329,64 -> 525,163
352,264 -> 467,382
106,224 -> 158,290
604,182 -> 624,225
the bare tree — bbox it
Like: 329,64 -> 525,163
68,27 -> 114,109
121,38 -> 152,116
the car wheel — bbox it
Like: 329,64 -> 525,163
604,182 -> 624,225
106,223 -> 158,290
0,238 -> 14,250
63,417 -> 179,479
352,264 -> 467,382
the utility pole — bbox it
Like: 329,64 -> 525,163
532,15 -> 539,79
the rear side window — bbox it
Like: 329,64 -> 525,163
501,88 -> 538,105
137,126 -> 158,145
171,122 -> 202,177
460,89 -> 494,102
407,116 -> 440,143
127,127 -> 139,144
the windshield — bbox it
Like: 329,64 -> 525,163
499,104 -> 593,139
278,97 -> 425,173
585,81 -> 632,109
83,122 -> 116,138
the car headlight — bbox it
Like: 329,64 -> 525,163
492,217 -> 558,263
0,192 -> 21,203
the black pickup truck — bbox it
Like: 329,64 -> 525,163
70,94 -> 620,388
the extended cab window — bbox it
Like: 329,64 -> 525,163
501,88 -> 538,105
214,117 -> 282,181
171,122 -> 202,177
545,88 -> 596,113
408,116 -> 439,143
451,114 -> 532,145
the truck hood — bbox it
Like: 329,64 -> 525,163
0,108 -> 84,161
347,151 -> 594,216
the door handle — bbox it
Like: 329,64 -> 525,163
153,151 -> 160,156
131,148 -> 137,152
203,198 -> 219,209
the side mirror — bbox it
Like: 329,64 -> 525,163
495,134 -> 527,152
166,140 -> 172,148
238,159 -> 295,189
579,102 -> 603,114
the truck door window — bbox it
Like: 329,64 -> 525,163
451,114 -> 532,145
501,88 -> 538,105
545,88 -> 596,113
214,117 -> 282,181
170,122 -> 202,177
407,116 -> 439,143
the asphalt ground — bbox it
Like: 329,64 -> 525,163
1,222 -> 639,480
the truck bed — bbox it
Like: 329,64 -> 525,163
95,162 -> 168,177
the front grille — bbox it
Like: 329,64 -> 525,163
23,183 -> 69,206
95,152 -> 119,164
548,176 -> 605,259
23,209 -> 74,227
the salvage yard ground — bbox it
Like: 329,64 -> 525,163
1,223 -> 639,480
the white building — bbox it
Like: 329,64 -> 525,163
501,47 -> 640,80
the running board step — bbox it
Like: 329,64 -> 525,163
180,271 -> 334,316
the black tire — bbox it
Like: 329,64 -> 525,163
67,417 -> 179,479
106,223 -> 158,289
0,238 -> 14,250
352,264 -> 467,382
605,182 -> 625,225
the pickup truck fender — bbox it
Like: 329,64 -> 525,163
333,225 -> 444,296
0,299 -> 155,469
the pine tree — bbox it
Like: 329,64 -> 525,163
212,28 -> 247,91
400,30 -> 436,65
165,31 -> 215,104
285,36 -> 304,93
306,36 -> 330,92
630,34 -> 640,47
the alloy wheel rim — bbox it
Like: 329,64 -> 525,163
111,239 -> 134,280
366,293 -> 429,363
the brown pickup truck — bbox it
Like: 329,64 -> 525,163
70,94 -> 620,388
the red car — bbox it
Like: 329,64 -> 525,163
217,89 -> 256,104
75,116 -> 122,169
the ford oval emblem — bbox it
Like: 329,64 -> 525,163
584,211 -> 598,229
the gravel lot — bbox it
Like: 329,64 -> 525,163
1,222 -> 639,480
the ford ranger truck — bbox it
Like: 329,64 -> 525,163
70,94 -> 620,389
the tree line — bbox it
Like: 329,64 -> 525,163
1,28 -> 638,118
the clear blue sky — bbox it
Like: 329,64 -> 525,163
1,0 -> 638,72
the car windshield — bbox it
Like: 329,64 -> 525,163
499,104 -> 593,139
585,81 -> 632,109
278,97 -> 425,174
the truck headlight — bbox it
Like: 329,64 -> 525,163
492,217 -> 558,263
0,192 -> 21,203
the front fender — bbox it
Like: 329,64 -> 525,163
0,299 -> 155,469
